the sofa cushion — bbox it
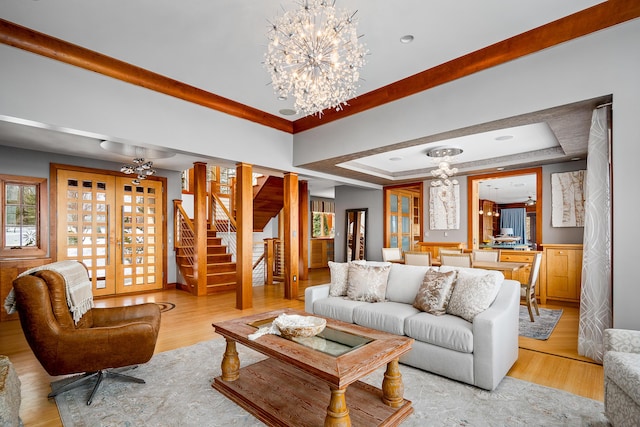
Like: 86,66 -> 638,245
346,263 -> 391,303
353,302 -> 419,336
312,297 -> 367,324
404,312 -> 474,353
413,269 -> 457,315
446,270 -> 502,322
605,351 -> 640,406
328,261 -> 350,296
385,264 -> 434,304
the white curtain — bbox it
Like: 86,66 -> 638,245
578,106 -> 612,363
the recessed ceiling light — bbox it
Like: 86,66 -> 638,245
400,35 -> 414,44
571,157 -> 581,161
496,167 -> 505,171
279,108 -> 297,116
389,157 -> 403,161
277,95 -> 288,101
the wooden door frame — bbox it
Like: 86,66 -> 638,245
50,163 -> 168,289
383,183 -> 424,249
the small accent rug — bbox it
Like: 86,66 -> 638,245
519,306 -> 563,340
155,301 -> 176,312
53,338 -> 609,426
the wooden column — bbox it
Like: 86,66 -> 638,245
283,173 -> 299,299
193,162 -> 208,296
298,180 -> 309,281
236,162 -> 253,309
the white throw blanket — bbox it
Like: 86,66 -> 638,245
3,260 -> 94,324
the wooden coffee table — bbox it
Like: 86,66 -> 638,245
211,309 -> 414,426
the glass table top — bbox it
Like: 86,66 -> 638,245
249,317 -> 373,357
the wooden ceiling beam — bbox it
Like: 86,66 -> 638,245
293,0 -> 640,133
1,0 -> 639,135
0,18 -> 294,134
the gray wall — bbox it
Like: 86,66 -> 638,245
334,186 -> 383,262
0,145 -> 182,283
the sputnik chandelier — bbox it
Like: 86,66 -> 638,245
264,0 -> 368,117
120,158 -> 156,185
427,147 -> 463,187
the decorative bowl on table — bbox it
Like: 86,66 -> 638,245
273,314 -> 327,338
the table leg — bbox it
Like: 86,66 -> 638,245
221,338 -> 240,381
382,358 -> 404,407
325,387 -> 350,427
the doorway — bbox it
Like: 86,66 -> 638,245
54,166 -> 165,296
384,184 -> 423,252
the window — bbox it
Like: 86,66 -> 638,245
311,200 -> 335,238
1,175 -> 48,257
312,212 -> 335,238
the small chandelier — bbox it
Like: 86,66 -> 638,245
427,147 -> 463,187
524,195 -> 536,206
264,0 -> 368,117
120,157 -> 156,185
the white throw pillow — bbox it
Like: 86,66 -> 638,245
328,261 -> 350,296
446,270 -> 501,322
346,263 -> 391,302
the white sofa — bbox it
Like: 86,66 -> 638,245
304,263 -> 520,391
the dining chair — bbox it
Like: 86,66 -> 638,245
438,247 -> 463,258
404,251 -> 431,266
381,247 -> 403,262
439,253 -> 473,268
521,252 -> 543,322
473,249 -> 500,262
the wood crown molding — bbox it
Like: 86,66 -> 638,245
1,0 -> 639,135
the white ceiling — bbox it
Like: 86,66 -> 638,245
0,0 -> 607,198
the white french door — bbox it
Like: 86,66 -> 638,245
56,169 -> 163,296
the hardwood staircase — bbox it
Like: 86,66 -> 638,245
174,170 -> 284,296
174,202 -> 237,295
253,175 -> 283,231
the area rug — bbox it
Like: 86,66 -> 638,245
519,306 -> 563,340
53,338 -> 608,426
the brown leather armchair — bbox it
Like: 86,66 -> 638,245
12,267 -> 161,405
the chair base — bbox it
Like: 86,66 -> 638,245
48,365 -> 145,405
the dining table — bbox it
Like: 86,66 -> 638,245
469,260 -> 526,280
430,259 -> 525,281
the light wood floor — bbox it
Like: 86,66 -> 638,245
1,268 -> 603,427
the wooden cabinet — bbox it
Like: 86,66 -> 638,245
415,242 -> 465,259
541,244 -> 583,304
499,250 -> 542,297
310,238 -> 334,268
1,258 -> 52,321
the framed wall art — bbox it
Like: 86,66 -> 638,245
429,184 -> 460,230
551,170 -> 586,227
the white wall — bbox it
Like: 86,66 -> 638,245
294,20 -> 640,329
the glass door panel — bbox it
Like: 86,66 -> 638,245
115,177 -> 163,294
56,170 -> 116,296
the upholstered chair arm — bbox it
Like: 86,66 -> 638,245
604,328 -> 640,354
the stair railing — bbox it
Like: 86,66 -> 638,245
263,238 -> 285,285
173,199 -> 196,270
209,189 -> 237,262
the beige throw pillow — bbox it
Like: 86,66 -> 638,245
446,271 -> 501,322
328,261 -> 350,296
346,263 -> 391,302
413,269 -> 457,315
